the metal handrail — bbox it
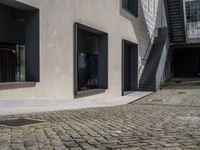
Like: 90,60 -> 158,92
139,28 -> 157,72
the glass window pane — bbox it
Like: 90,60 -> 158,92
77,29 -> 99,91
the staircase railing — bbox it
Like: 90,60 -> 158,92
139,28 -> 157,73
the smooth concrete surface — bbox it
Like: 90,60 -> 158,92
0,91 -> 152,116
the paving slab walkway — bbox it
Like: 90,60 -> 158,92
0,92 -> 151,116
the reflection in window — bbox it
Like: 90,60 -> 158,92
0,44 -> 25,82
75,23 -> 108,93
77,32 -> 99,91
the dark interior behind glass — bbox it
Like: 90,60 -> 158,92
77,29 -> 99,91
75,23 -> 108,94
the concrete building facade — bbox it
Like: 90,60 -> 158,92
0,0 -> 168,106
0,0 -> 155,100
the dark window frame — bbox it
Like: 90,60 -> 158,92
74,22 -> 108,97
122,0 -> 138,17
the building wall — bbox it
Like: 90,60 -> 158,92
0,0 -> 150,100
141,0 -> 167,36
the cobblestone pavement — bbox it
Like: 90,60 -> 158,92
1,91 -> 200,149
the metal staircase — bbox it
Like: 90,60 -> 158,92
139,28 -> 168,91
164,0 -> 186,43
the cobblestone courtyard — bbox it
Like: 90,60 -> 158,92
1,89 -> 200,150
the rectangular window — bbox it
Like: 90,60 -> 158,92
74,23 -> 108,97
122,0 -> 138,17
0,2 -> 40,83
186,1 -> 200,23
185,0 -> 200,41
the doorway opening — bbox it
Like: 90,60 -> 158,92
122,40 -> 138,96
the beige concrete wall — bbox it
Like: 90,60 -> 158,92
0,0 -> 150,100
